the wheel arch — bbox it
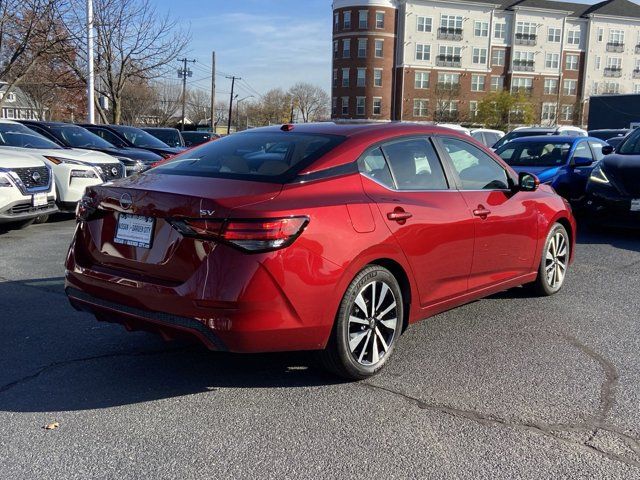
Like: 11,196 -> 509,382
368,258 -> 412,333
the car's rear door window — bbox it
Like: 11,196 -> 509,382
381,138 -> 448,190
440,137 -> 509,190
360,147 -> 394,188
589,141 -> 606,161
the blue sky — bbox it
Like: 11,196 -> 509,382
156,0 -> 332,101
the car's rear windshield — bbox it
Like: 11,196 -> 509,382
493,131 -> 553,150
144,129 -> 183,148
149,131 -> 345,182
115,126 -> 170,149
497,141 -> 571,167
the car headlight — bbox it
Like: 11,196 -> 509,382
70,169 -> 99,179
0,172 -> 14,187
589,163 -> 610,184
44,156 -> 88,166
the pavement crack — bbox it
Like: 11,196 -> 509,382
0,346 -> 190,395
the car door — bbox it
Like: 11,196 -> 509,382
435,135 -> 538,291
359,136 -> 475,307
565,139 -> 596,201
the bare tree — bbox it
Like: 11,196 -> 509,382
62,0 -> 190,124
120,78 -> 156,125
0,0 -> 72,107
288,82 -> 329,123
246,89 -> 290,127
186,89 -> 210,126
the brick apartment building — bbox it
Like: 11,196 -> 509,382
331,0 -> 640,126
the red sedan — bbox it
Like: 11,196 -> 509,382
65,123 -> 576,379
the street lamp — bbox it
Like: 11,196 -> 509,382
236,95 -> 254,132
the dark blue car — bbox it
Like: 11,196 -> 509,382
495,136 -> 608,205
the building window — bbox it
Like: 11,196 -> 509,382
356,96 -> 366,115
358,38 -> 367,58
561,104 -> 574,121
567,30 -> 581,45
511,77 -> 533,94
376,11 -> 384,29
359,10 -> 368,29
373,97 -> 382,115
333,40 -> 338,58
513,50 -> 535,70
548,27 -> 561,43
474,21 -> 488,37
490,76 -> 504,91
516,21 -> 537,37
469,101 -> 478,120
595,56 -> 601,70
603,82 -> 620,94
491,49 -> 505,66
437,72 -> 460,87
545,53 -> 559,69
344,11 -> 351,29
471,74 -> 485,91
7,93 -> 15,102
606,57 -> 622,69
357,68 -> 366,87
472,48 -> 487,64
415,71 -> 430,89
334,13 -> 339,29
5,108 -> 15,119
437,100 -> 459,119
597,28 -> 603,42
332,97 -> 337,115
416,44 -> 430,61
375,39 -> 383,57
544,78 -> 558,95
374,69 -> 383,87
541,103 -> 557,122
341,97 -> 349,115
333,69 -> 338,88
565,54 -> 579,71
634,84 -> 640,94
417,16 -> 432,33
440,14 -> 463,31
413,99 -> 428,117
342,68 -> 350,87
342,39 -> 350,58
563,79 -> 577,96
494,23 -> 506,40
609,29 -> 624,45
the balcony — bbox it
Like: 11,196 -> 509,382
633,69 -> 640,79
436,55 -> 462,67
515,33 -> 537,46
438,27 -> 463,40
513,60 -> 535,72
604,67 -> 622,78
606,42 -> 624,52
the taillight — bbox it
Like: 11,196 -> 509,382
76,193 -> 99,221
169,217 -> 309,252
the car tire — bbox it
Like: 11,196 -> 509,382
318,265 -> 403,380
530,223 -> 570,296
33,214 -> 49,224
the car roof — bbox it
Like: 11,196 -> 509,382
19,120 -> 76,128
240,122 -> 471,138
143,127 -> 179,131
504,135 -> 603,144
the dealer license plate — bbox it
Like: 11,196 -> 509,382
114,214 -> 155,249
631,199 -> 640,212
32,192 -> 48,207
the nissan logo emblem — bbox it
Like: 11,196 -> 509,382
120,193 -> 133,210
31,171 -> 41,183
111,166 -> 119,177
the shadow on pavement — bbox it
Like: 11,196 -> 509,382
0,277 -> 339,413
575,223 -> 640,253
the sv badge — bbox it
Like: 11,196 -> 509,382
200,209 -> 216,216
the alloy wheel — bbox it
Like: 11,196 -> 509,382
347,280 -> 398,366
545,230 -> 568,289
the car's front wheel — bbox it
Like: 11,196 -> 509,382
319,265 -> 403,380
530,223 -> 570,296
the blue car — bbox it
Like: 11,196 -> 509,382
495,136 -> 609,205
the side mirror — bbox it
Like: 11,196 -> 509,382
518,172 -> 539,192
572,156 -> 593,167
602,145 -> 614,155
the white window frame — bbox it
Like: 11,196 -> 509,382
494,23 -> 506,40
548,27 -> 561,43
374,68 -> 383,87
375,11 -> 384,29
472,47 -> 487,65
474,21 -> 488,37
471,74 -> 485,92
543,78 -> 558,95
416,44 -> 430,61
356,96 -> 366,116
417,16 -> 432,33
563,79 -> 577,96
373,97 -> 382,115
491,49 -> 505,66
545,53 -> 559,69
341,97 -> 349,115
565,54 -> 579,71
357,68 -> 366,87
567,30 -> 581,46
413,99 -> 429,117
342,68 -> 350,87
415,71 -> 430,89
359,10 -> 368,29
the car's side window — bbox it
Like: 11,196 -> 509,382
92,128 -> 123,147
573,141 -> 594,164
381,138 -> 448,190
589,141 -> 606,162
440,137 -> 509,190
359,147 -> 394,189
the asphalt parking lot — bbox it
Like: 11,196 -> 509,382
1,216 -> 640,479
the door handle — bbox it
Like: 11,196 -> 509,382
387,208 -> 413,223
473,206 -> 491,218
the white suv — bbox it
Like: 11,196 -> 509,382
0,120 -> 125,212
0,150 -> 57,229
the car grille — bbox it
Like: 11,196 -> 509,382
96,163 -> 125,180
8,200 -> 55,215
12,166 -> 50,190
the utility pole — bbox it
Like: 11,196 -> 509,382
236,96 -> 254,132
226,75 -> 241,134
290,97 -> 295,123
86,0 -> 95,123
210,51 -> 216,132
178,58 -> 196,131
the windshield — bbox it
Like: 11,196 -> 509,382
144,129 -> 183,148
150,131 -> 345,182
497,141 -> 571,167
618,128 -> 640,155
51,124 -> 115,149
114,126 -> 170,149
493,131 -> 553,150
0,123 -> 61,149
